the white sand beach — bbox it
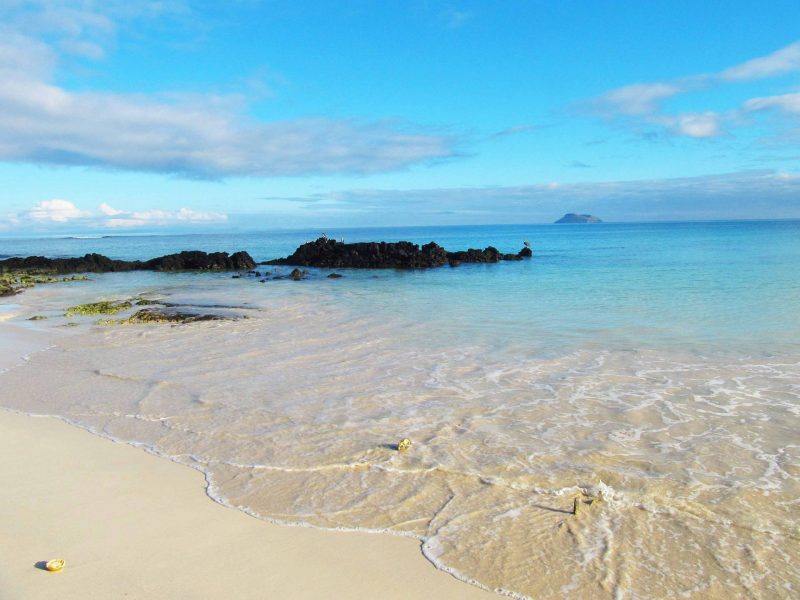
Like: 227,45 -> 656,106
0,321 -> 492,600
0,408 -> 492,600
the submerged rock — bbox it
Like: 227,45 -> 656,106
124,309 -> 227,324
64,300 -> 133,317
134,298 -> 159,306
98,309 -> 229,325
0,270 -> 90,296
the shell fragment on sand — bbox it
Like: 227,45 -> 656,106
45,558 -> 65,572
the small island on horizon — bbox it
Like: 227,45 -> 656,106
555,213 -> 603,223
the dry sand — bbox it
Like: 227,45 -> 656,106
0,320 -> 493,600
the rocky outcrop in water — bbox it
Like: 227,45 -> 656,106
264,238 -> 532,269
0,250 -> 256,274
1,271 -> 90,296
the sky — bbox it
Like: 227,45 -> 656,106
1,0 -> 799,235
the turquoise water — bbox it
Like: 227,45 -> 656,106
2,220 -> 800,598
3,220 -> 799,354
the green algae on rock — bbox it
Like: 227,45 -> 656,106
134,298 -> 159,306
65,300 -> 133,317
0,271 -> 90,296
98,308 -> 228,326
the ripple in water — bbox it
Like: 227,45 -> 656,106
2,290 -> 798,599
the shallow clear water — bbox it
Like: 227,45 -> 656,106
1,221 -> 799,598
3,220 -> 799,353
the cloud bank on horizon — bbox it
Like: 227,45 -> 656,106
5,170 -> 797,233
0,1 -> 799,232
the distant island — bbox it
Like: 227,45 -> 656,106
555,213 -> 602,224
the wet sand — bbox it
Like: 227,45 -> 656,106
0,409 -> 492,600
2,272 -> 798,598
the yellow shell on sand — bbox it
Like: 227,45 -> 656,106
397,438 -> 412,452
46,559 -> 65,572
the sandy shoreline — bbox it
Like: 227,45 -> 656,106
4,267 -> 797,599
0,319 -> 492,600
0,409 -> 493,600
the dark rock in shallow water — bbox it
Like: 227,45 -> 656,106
126,309 -> 226,324
99,309 -> 229,325
144,251 -> 255,271
445,246 -> 501,265
265,238 -> 449,269
518,247 -> 533,258
290,268 -> 306,280
0,250 -> 256,275
555,213 -> 602,224
65,300 -> 132,317
327,273 -> 344,279
265,238 -> 533,269
135,298 -> 158,306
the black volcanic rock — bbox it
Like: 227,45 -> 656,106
143,250 -> 255,271
518,247 -> 533,258
555,213 -> 602,223
265,238 -> 449,269
0,250 -> 256,274
265,238 -> 533,269
446,246 -> 501,264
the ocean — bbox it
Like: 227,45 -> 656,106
1,220 -> 799,598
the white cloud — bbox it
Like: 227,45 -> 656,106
102,207 -> 228,228
669,112 -> 722,138
596,83 -> 682,116
98,202 -> 124,216
744,92 -> 800,115
101,218 -> 146,229
588,40 -> 800,139
3,200 -> 228,231
0,2 -> 456,178
176,207 -> 226,222
27,199 -> 89,222
0,78 -> 456,177
720,41 -> 800,81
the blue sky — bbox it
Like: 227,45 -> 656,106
1,0 -> 799,234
